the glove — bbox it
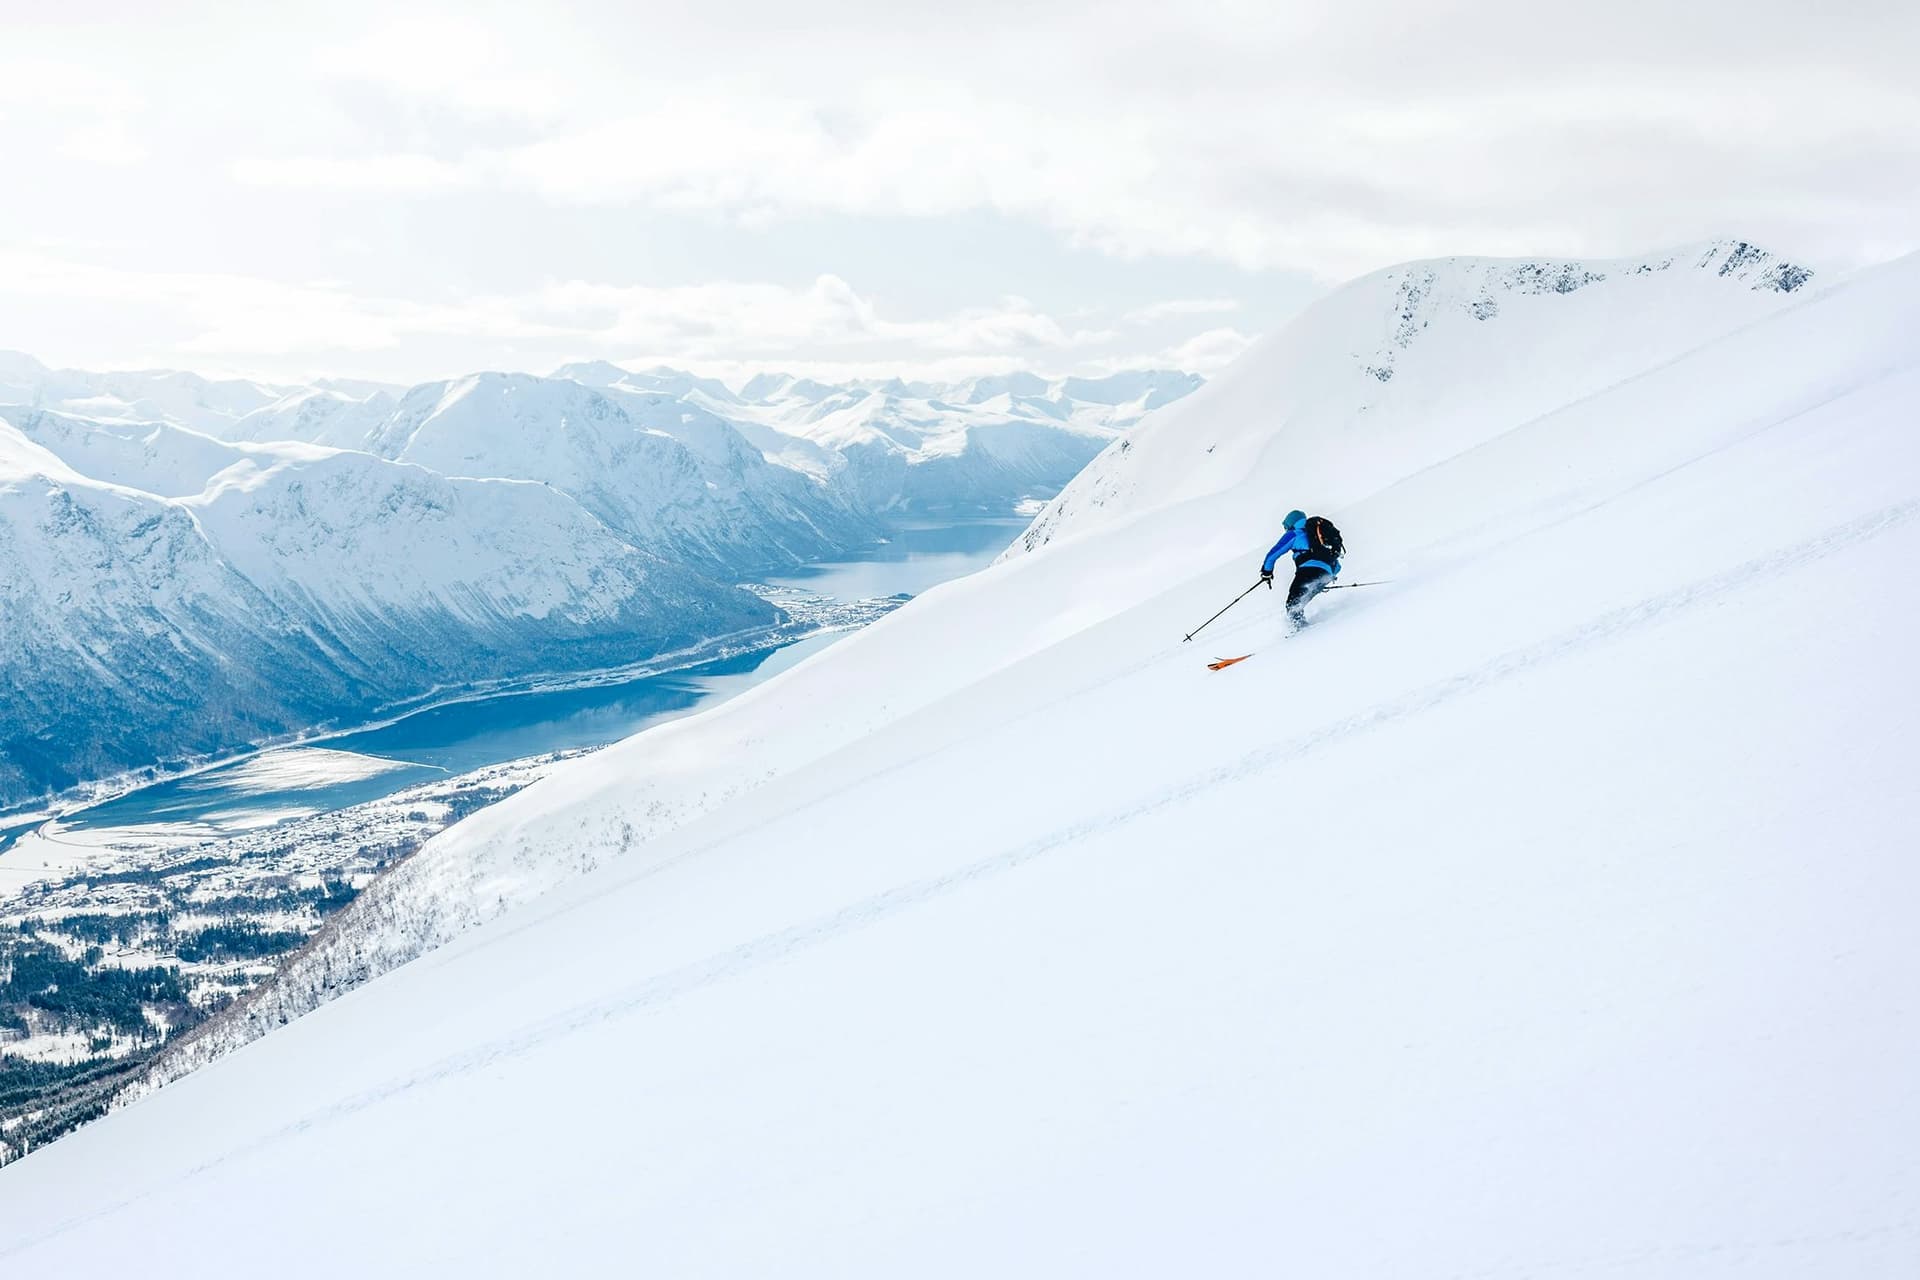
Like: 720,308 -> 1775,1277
1260,568 -> 1274,587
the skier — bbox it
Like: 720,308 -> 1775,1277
1259,509 -> 1344,627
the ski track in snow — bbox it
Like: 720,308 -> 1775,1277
11,494 -> 1911,1262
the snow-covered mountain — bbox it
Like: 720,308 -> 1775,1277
225,385 -> 399,448
728,368 -> 1201,513
3,407 -> 253,498
0,355 -> 1202,524
11,238 -> 1916,1275
0,424 -> 309,806
340,363 -> 1192,525
0,412 -> 775,809
0,353 -> 289,435
362,372 -> 875,574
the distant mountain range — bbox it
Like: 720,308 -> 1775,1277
0,359 -> 1201,810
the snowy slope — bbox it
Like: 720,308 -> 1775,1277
1007,239 -> 1815,561
3,241 -> 1914,1275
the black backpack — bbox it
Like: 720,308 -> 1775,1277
1304,515 -> 1344,562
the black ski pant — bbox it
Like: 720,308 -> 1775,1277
1285,565 -> 1333,622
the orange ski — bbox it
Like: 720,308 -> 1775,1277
1207,654 -> 1253,671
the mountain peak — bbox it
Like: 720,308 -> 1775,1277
551,359 -> 633,388
739,371 -> 796,401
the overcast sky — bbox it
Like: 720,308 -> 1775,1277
1,0 -> 1913,386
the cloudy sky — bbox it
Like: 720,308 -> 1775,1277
1,0 -> 1913,385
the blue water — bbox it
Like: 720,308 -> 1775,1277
5,518 -> 1024,849
321,636 -> 835,775
769,517 -> 1024,600
0,816 -> 42,854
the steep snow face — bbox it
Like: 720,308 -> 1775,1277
9,244 -> 1914,1276
1007,240 -> 1815,562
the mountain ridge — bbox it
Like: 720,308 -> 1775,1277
1004,238 -> 1820,562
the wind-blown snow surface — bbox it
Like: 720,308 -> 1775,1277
6,242 -> 1918,1276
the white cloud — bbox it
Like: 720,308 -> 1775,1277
1125,298 -> 1242,325
0,252 -> 1180,380
310,17 -> 578,123
519,276 -> 1118,360
0,251 -> 571,361
232,153 -> 471,192
0,56 -> 144,114
0,54 -> 148,165
1,1 -> 1912,380
217,6 -> 1920,276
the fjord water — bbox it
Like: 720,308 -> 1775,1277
763,517 -> 1028,600
5,518 -> 1026,851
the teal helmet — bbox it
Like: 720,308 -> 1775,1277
1283,509 -> 1307,529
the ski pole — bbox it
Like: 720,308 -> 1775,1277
1323,580 -> 1392,591
1183,580 -> 1265,642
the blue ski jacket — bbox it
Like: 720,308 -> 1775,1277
1262,527 -> 1340,577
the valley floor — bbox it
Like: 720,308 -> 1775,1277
0,751 -> 574,1165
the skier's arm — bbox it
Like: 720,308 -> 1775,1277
1260,530 -> 1303,576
